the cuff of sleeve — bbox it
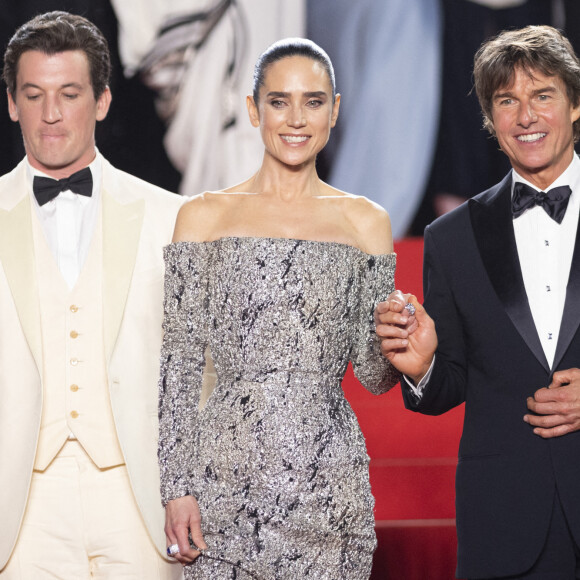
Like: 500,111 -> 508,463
403,355 -> 435,399
161,478 -> 199,507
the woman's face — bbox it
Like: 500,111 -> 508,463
247,55 -> 340,168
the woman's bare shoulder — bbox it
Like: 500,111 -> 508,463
172,190 -> 258,242
340,192 -> 393,255
172,192 -> 226,242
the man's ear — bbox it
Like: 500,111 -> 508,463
570,99 -> 580,125
7,90 -> 19,122
96,86 -> 112,121
486,115 -> 497,140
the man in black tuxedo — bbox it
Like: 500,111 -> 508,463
376,25 -> 580,579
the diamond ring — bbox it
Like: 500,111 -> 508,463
404,302 -> 416,316
167,543 -> 180,556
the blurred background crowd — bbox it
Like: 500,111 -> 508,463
0,0 -> 579,238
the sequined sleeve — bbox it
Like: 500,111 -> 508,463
351,253 -> 401,394
158,242 -> 209,505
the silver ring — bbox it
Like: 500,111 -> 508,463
167,543 -> 180,556
404,302 -> 416,316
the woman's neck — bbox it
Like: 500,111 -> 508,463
248,154 -> 323,200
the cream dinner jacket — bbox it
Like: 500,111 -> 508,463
0,157 -> 185,569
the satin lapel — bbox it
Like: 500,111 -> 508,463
469,175 -> 550,372
0,197 -> 42,369
102,190 -> 144,362
553,220 -> 580,369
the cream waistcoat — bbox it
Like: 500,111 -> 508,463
32,206 -> 124,470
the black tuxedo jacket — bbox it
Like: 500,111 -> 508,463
402,172 -> 580,579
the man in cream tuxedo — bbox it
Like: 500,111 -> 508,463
0,11 -> 185,579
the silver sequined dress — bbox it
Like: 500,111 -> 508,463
158,237 -> 399,579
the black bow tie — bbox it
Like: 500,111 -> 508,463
512,182 -> 572,224
33,167 -> 93,206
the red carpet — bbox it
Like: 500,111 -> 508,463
342,238 -> 465,580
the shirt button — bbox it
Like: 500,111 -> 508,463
70,305 -> 79,313
70,384 -> 79,392
70,410 -> 79,419
70,330 -> 79,339
70,358 -> 79,366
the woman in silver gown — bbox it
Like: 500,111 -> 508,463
158,38 -> 402,579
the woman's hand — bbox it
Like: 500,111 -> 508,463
165,495 -> 208,565
375,290 -> 437,383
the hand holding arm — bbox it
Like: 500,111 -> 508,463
165,495 -> 207,565
375,290 -> 437,383
524,368 -> 580,438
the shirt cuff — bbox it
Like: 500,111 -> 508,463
403,355 -> 435,399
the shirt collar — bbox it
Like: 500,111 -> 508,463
511,153 -> 580,195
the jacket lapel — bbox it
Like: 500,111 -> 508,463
102,189 -> 144,362
0,197 -> 43,369
469,173 -> 550,372
553,221 -> 580,369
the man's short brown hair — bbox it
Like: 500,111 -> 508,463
3,11 -> 111,100
473,25 -> 580,141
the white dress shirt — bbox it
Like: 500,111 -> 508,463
27,153 -> 102,289
512,154 -> 580,367
408,154 -> 580,396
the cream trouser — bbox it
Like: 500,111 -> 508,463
1,440 -> 182,580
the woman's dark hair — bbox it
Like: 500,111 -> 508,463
3,11 -> 111,100
252,37 -> 336,104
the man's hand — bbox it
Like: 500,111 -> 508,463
165,495 -> 207,565
525,368 -> 580,438
375,290 -> 438,383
